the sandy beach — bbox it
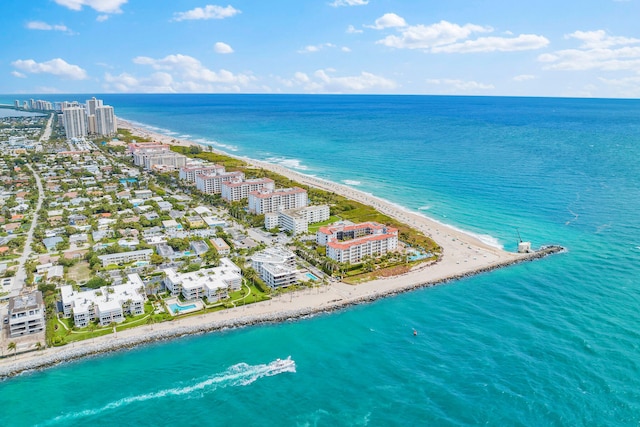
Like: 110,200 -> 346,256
0,119 -> 560,377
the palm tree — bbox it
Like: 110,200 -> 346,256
7,342 -> 17,358
146,315 -> 156,330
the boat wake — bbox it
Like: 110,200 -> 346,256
39,358 -> 295,425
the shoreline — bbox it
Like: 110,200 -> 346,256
0,118 -> 563,378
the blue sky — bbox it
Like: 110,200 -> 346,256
1,0 -> 639,97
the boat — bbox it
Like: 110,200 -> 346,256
271,356 -> 296,373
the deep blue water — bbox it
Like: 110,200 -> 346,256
1,94 -> 639,426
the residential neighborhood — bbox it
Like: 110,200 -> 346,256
0,99 -> 437,357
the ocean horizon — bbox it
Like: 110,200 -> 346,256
1,94 -> 639,426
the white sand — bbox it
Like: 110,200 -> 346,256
0,118 -> 530,375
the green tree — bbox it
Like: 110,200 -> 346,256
7,341 -> 17,358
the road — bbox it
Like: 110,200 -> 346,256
39,113 -> 54,142
11,151 -> 47,295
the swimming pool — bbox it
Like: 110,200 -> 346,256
306,272 -> 319,281
169,303 -> 196,314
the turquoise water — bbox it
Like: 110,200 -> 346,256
1,94 -> 639,425
169,303 -> 196,314
306,272 -> 319,281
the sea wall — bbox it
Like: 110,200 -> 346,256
0,245 -> 564,379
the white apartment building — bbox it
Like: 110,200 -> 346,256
265,205 -> 330,235
195,171 -> 245,194
248,187 -> 308,214
95,105 -> 117,136
179,164 -> 225,182
86,96 -> 103,116
162,258 -> 242,300
221,178 -> 275,202
60,274 -> 146,327
97,249 -> 153,267
317,222 -> 398,264
62,107 -> 88,139
7,291 -> 45,338
251,247 -> 298,288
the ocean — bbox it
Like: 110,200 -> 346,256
1,94 -> 639,426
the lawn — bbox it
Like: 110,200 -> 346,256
308,215 -> 341,233
66,261 -> 92,283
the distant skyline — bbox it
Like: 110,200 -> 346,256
2,0 -> 639,97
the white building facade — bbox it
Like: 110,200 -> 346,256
247,187 -> 308,214
251,247 -> 298,288
60,274 -> 146,327
221,178 -> 275,202
317,222 -> 398,264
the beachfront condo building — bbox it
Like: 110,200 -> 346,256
162,258 -> 242,300
265,204 -> 330,235
179,164 -> 226,182
60,274 -> 146,328
317,222 -> 398,264
86,97 -> 103,116
221,178 -> 275,202
195,171 -> 245,194
248,187 -> 308,214
251,247 -> 298,288
130,143 -> 187,170
95,105 -> 117,137
62,107 -> 88,139
7,291 -> 46,338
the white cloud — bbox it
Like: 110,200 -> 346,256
377,20 -> 492,50
11,71 -> 27,78
172,4 -> 241,22
426,78 -> 494,92
214,42 -> 234,54
366,13 -> 407,30
298,43 -> 336,53
25,21 -> 72,33
374,18 -> 548,55
341,46 -> 351,52
281,69 -> 396,93
346,25 -> 363,34
96,15 -> 109,22
11,58 -> 88,80
539,30 -> 640,71
513,74 -> 536,82
432,34 -> 549,53
110,53 -> 254,92
54,0 -> 127,13
567,30 -> 640,49
330,0 -> 369,7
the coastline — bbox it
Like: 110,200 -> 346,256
0,118 -> 563,378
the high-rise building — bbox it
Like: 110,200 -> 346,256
62,107 -> 88,139
86,97 -> 103,116
95,105 -> 117,136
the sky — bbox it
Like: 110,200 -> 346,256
1,0 -> 639,97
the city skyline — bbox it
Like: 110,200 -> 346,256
1,0 -> 639,97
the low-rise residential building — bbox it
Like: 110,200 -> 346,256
264,205 -> 331,235
7,291 -> 45,338
162,258 -> 242,300
210,237 -> 231,256
248,187 -> 308,214
60,275 -> 146,327
251,247 -> 298,288
97,249 -> 153,267
317,222 -> 398,264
